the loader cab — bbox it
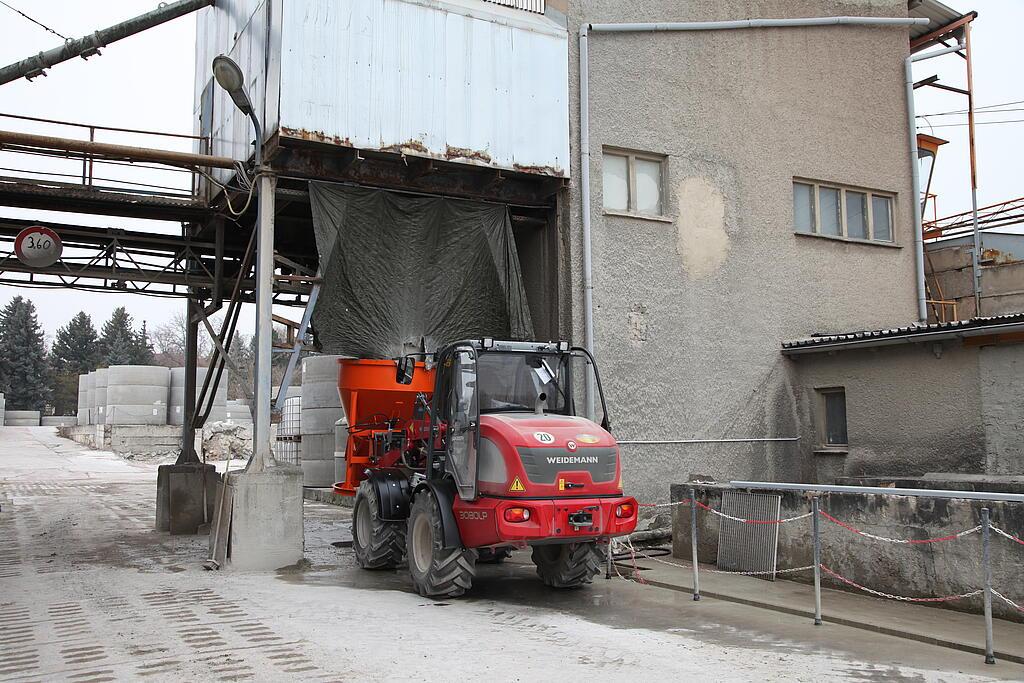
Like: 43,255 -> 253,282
422,339 -> 611,501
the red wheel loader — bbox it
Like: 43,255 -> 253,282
334,339 -> 637,598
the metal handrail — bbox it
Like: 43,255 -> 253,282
730,481 -> 1024,503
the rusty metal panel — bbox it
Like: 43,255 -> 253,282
276,0 -> 569,178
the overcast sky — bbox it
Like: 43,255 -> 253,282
0,1 -> 1020,341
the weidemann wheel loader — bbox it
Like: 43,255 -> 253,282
334,338 -> 638,598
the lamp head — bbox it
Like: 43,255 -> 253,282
212,55 -> 253,115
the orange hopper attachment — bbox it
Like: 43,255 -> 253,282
334,358 -> 436,495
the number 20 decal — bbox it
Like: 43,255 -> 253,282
533,431 -> 555,444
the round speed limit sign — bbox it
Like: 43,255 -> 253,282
15,225 -> 62,268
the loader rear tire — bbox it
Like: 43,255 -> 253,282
407,491 -> 477,598
352,480 -> 406,569
531,542 -> 603,588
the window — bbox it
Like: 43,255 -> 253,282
603,149 -> 666,217
793,180 -> 895,244
817,388 -> 848,448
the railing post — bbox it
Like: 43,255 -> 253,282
690,487 -> 700,601
982,507 -> 995,664
813,496 -> 822,625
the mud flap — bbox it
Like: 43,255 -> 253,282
365,468 -> 412,522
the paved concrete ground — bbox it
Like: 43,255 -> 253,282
2,427 -> 1022,682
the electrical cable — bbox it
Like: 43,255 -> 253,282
925,119 -> 1024,129
0,0 -> 68,40
918,107 -> 1024,118
917,99 -> 1024,117
194,167 -> 261,217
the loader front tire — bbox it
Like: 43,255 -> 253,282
531,542 -> 603,588
407,491 -> 477,598
352,480 -> 406,569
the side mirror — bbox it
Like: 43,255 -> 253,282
396,356 -> 415,385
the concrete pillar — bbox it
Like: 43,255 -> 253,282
206,170 -> 303,567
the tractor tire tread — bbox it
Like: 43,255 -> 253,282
532,542 -> 603,588
352,480 -> 406,570
407,492 -> 477,598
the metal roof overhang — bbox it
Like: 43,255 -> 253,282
781,320 -> 1024,356
908,0 -> 976,51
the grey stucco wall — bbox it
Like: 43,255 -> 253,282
791,341 -> 1024,480
564,0 -> 919,503
792,343 -> 986,481
979,345 -> 1024,475
671,484 -> 1024,623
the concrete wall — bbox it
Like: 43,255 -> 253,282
564,0 -> 918,503
790,341 -> 1024,481
671,483 -> 1024,623
925,235 -> 1024,320
979,345 -> 1024,476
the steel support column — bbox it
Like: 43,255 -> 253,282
250,172 -> 278,472
177,304 -> 201,464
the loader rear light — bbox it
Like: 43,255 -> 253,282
615,503 -> 635,519
504,507 -> 531,523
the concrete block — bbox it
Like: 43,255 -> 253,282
981,260 -> 1024,296
924,245 -> 972,273
156,462 -> 220,534
301,433 -> 334,459
302,457 -> 335,487
334,452 -> 345,484
41,416 -> 77,427
5,410 -> 40,426
981,292 -> 1024,317
217,467 -> 304,570
932,268 -> 973,300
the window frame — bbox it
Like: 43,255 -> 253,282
602,147 -> 668,219
793,179 -> 897,246
815,386 -> 849,451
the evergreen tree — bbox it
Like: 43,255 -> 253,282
130,321 -> 154,364
99,307 -> 139,366
0,296 -> 51,411
51,312 -> 101,373
50,312 -> 102,415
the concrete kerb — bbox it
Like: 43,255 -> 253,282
302,486 -> 354,508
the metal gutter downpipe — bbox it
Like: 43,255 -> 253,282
0,0 -> 214,86
906,42 -> 967,323
578,15 -> 930,413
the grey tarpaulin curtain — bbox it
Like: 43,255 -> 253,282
309,182 -> 534,358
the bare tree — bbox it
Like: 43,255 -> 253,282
151,310 -> 223,367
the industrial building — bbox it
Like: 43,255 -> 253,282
0,0 -> 1018,560
184,0 -> 1023,509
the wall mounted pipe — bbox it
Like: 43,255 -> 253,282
578,15 -> 930,412
906,42 -> 967,323
619,437 -> 800,445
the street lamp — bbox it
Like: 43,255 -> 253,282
212,53 -> 275,471
212,54 -> 262,166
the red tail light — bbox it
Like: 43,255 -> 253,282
615,503 -> 635,519
504,507 -> 531,523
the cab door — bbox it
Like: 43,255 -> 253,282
440,345 -> 480,500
